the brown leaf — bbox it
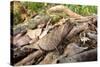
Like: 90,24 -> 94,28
26,29 -> 42,39
16,35 -> 31,47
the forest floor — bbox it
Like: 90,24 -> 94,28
11,1 -> 97,66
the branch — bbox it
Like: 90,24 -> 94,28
48,5 -> 83,18
15,50 -> 44,66
58,48 -> 97,63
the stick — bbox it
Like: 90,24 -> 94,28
15,50 -> 44,66
48,5 -> 83,19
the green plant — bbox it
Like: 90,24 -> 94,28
64,4 -> 97,16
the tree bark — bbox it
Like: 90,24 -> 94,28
15,50 -> 44,66
57,48 -> 97,63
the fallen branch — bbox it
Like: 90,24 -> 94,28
15,21 -> 73,66
48,5 -> 83,18
24,21 -> 73,51
52,43 -> 88,63
12,47 -> 36,64
57,48 -> 97,63
15,50 -> 44,66
69,15 -> 97,24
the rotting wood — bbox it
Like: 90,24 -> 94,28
69,15 -> 97,24
39,51 -> 60,64
12,15 -> 97,65
57,48 -> 97,63
14,21 -> 73,66
15,50 -> 44,66
24,21 -> 73,51
52,43 -> 88,63
11,4 -> 97,65
13,47 -> 36,64
66,23 -> 89,40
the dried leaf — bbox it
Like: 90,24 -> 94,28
39,25 -> 53,39
80,37 -> 90,43
24,22 -> 72,51
80,32 -> 90,44
26,29 -> 42,39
